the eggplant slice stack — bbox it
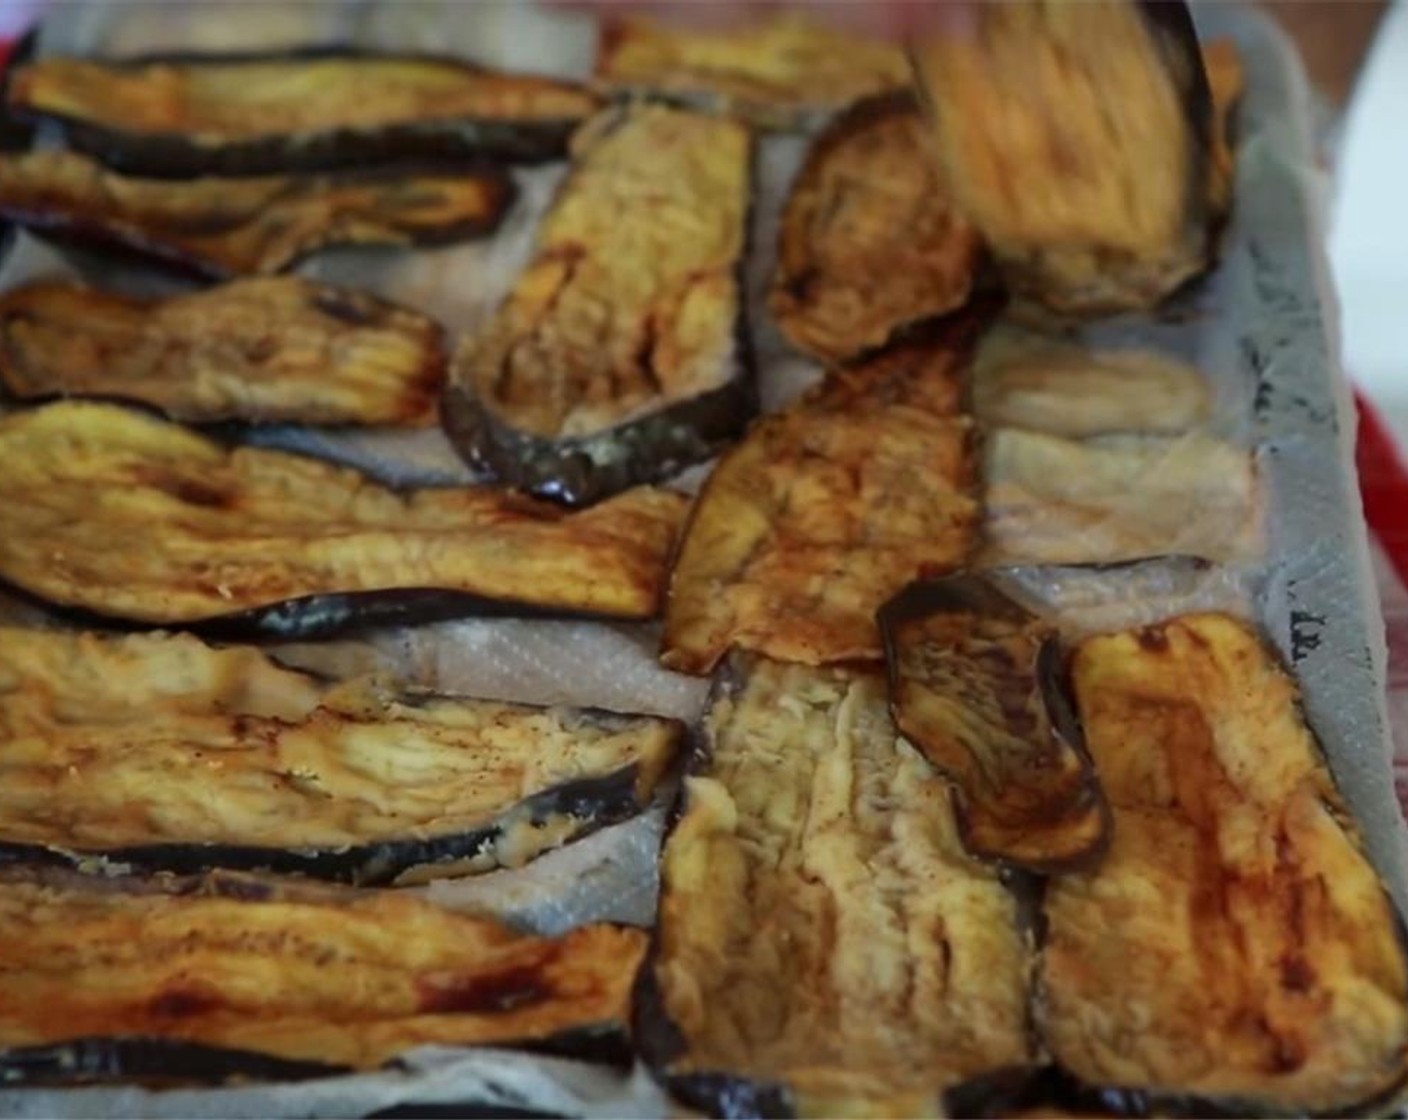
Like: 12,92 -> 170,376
6,51 -> 603,175
0,277 -> 446,426
0,401 -> 687,635
0,148 -> 514,278
445,102 -> 755,507
0,867 -> 646,1082
0,628 -> 681,885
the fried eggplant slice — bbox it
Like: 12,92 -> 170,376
1041,614 -> 1408,1112
0,400 -> 686,635
878,576 -> 1106,872
641,657 -> 1034,1116
595,13 -> 907,128
0,149 -> 512,279
0,277 -> 445,426
0,867 -> 646,1080
661,331 -> 979,675
982,428 -> 1260,566
971,325 -> 1210,437
911,0 -> 1213,314
1203,38 -> 1244,219
769,92 -> 982,364
7,51 -> 602,176
0,627 -> 680,885
445,104 -> 754,507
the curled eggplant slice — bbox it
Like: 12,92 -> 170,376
770,92 -> 981,364
641,656 -> 1035,1116
662,328 -> 980,675
1203,39 -> 1244,219
981,428 -> 1261,567
0,866 -> 647,1080
595,13 -> 907,129
0,627 -> 681,885
910,0 -> 1213,315
445,104 -> 754,507
0,149 -> 513,279
0,401 -> 686,635
1042,614 -> 1408,1113
0,277 -> 445,426
7,51 -> 602,176
878,575 -> 1107,872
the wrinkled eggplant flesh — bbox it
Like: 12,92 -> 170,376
0,277 -> 445,426
769,92 -> 981,364
0,149 -> 512,279
0,627 -> 680,884
595,13 -> 907,127
971,325 -> 1210,438
450,104 -> 753,507
8,53 -> 602,174
0,401 -> 686,630
661,334 -> 979,675
1043,614 -> 1408,1112
982,428 -> 1261,567
649,657 -> 1033,1116
911,0 -> 1212,314
879,576 -> 1106,871
0,868 -> 646,1077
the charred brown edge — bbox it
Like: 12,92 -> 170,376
442,105 -> 759,508
9,49 -> 599,177
0,161 -> 517,282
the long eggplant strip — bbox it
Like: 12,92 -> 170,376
1041,614 -> 1408,1113
879,576 -> 1107,872
0,149 -> 512,279
0,868 -> 646,1079
661,331 -> 978,674
770,92 -> 981,363
0,277 -> 445,426
0,627 -> 680,884
0,401 -> 686,634
642,657 -> 1034,1116
8,52 -> 601,175
447,103 -> 754,507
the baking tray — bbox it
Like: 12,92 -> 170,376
0,2 -> 1400,1115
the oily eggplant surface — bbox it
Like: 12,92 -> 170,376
661,328 -> 979,674
446,103 -> 754,507
595,13 -> 907,128
642,656 -> 1034,1116
0,277 -> 445,426
7,51 -> 602,176
0,628 -> 681,885
878,576 -> 1107,872
911,0 -> 1212,315
0,867 -> 647,1080
770,92 -> 981,364
0,149 -> 513,279
1042,614 -> 1408,1113
0,401 -> 687,634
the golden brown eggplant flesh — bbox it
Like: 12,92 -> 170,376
0,400 -> 687,635
770,92 -> 981,364
0,148 -> 513,279
0,277 -> 445,426
0,867 -> 647,1081
0,627 -> 681,885
1203,38 -> 1244,220
594,12 -> 907,128
661,327 -> 980,675
878,575 -> 1107,872
910,0 -> 1213,315
446,103 -> 755,507
7,50 -> 603,176
1041,613 -> 1408,1113
639,656 -> 1035,1117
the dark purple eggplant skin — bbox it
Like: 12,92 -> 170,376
11,49 -> 595,177
0,1038 -> 343,1088
0,763 -> 653,887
